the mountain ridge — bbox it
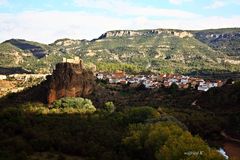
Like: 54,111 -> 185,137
0,27 -> 240,74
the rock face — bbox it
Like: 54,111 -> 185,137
194,29 -> 240,56
97,29 -> 193,39
52,38 -> 87,47
47,61 -> 95,104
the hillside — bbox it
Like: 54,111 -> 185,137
0,39 -> 64,73
194,28 -> 240,56
1,28 -> 240,74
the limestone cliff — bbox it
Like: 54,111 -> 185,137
97,29 -> 193,39
47,61 -> 95,104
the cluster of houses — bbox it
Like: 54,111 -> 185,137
96,71 -> 224,91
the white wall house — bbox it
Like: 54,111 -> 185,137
180,79 -> 188,84
198,84 -> 209,91
168,78 -> 178,83
96,73 -> 104,80
143,80 -> 153,88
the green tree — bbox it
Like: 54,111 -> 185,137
169,82 -> 178,94
124,107 -> 160,124
104,101 -> 115,113
123,123 -> 224,160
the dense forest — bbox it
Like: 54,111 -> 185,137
1,60 -> 240,159
0,97 -> 225,160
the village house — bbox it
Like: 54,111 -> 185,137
198,84 -> 209,91
143,80 -> 153,88
95,71 -> 224,91
108,70 -> 126,84
180,76 -> 189,84
127,78 -> 138,84
217,80 -> 224,87
163,81 -> 172,87
112,70 -> 126,79
96,73 -> 104,80
197,80 -> 220,92
135,75 -> 146,82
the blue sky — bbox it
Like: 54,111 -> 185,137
0,0 -> 240,43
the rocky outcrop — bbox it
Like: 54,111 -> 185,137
52,38 -> 88,47
47,61 -> 95,104
99,30 -> 142,38
97,29 -> 193,39
194,28 -> 240,56
173,31 -> 193,38
224,59 -> 240,65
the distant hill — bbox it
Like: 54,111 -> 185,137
194,28 -> 240,56
3,39 -> 50,58
1,28 -> 240,74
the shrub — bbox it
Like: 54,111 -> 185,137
52,97 -> 96,114
124,106 -> 160,123
104,101 -> 115,113
19,98 -> 96,114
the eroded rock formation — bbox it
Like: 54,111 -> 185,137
47,61 -> 95,104
98,29 -> 193,39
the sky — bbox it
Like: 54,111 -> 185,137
0,0 -> 240,43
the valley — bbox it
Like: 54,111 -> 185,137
1,28 -> 240,160
0,57 -> 240,159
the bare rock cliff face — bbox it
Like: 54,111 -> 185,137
47,62 -> 95,104
97,29 -> 193,39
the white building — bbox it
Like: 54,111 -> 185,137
213,83 -> 218,87
198,84 -> 209,91
96,73 -> 104,80
143,80 -> 153,88
168,78 -> 178,83
199,81 -> 205,86
180,78 -> 189,84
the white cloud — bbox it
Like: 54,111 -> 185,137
0,11 -> 240,43
0,0 -> 8,5
205,0 -> 226,9
74,0 -> 199,18
169,0 -> 192,5
0,11 -> 131,43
